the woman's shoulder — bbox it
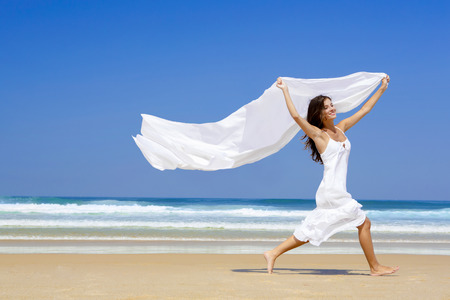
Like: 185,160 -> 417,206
335,122 -> 347,133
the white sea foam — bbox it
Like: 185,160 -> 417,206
1,219 -> 449,233
0,235 -> 448,244
371,224 -> 450,233
0,219 -> 296,230
0,203 -> 309,217
366,209 -> 450,219
1,203 -> 449,219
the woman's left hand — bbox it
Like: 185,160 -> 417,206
381,74 -> 390,90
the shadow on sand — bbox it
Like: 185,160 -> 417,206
231,268 -> 370,276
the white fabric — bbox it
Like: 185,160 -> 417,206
133,71 -> 386,171
293,127 -> 366,246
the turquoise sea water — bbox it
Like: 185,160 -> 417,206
0,196 -> 449,254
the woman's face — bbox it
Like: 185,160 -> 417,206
322,98 -> 336,121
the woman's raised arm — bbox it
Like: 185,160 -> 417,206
338,75 -> 390,132
276,77 -> 323,140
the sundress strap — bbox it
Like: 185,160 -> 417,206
334,126 -> 347,138
322,130 -> 331,138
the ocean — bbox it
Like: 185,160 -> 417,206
0,196 -> 449,255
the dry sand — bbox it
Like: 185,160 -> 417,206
0,254 -> 448,299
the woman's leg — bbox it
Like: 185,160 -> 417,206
357,217 -> 399,276
264,235 -> 308,274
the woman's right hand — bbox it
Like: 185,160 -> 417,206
276,77 -> 288,92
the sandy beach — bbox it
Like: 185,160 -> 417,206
0,254 -> 448,299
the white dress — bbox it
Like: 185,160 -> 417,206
293,126 -> 366,246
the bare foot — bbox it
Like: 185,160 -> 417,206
370,265 -> 400,276
263,251 -> 277,274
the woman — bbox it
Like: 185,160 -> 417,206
264,75 -> 399,276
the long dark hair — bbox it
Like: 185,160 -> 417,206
301,95 -> 330,164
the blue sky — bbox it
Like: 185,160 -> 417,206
1,0 -> 449,200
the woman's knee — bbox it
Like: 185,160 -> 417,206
357,217 -> 371,231
292,235 -> 309,244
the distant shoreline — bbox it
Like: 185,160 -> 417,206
3,196 -> 450,201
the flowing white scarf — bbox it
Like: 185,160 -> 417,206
133,71 -> 386,171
